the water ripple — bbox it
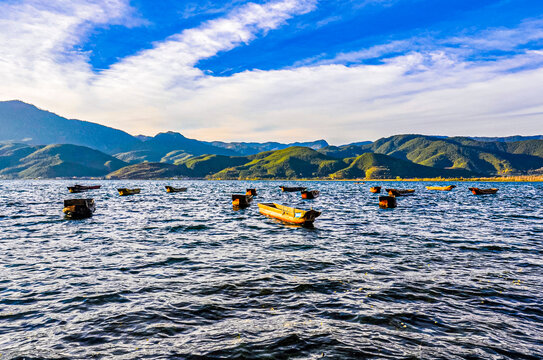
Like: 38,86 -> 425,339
0,180 -> 542,359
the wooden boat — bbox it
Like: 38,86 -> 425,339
165,186 -> 187,193
118,188 -> 141,196
426,185 -> 456,191
469,187 -> 498,195
280,186 -> 306,192
67,185 -> 101,193
301,190 -> 320,199
379,196 -> 397,209
232,194 -> 253,208
246,188 -> 257,196
258,203 -> 320,226
370,186 -> 381,193
63,199 -> 95,219
386,188 -> 415,196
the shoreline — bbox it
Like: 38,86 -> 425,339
1,176 -> 542,182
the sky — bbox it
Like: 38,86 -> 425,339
1,0 -> 543,144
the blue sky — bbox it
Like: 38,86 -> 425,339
1,0 -> 543,144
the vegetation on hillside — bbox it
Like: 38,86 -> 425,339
0,144 -> 127,178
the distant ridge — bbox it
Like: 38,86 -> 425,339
0,100 -> 140,154
470,135 -> 543,142
1,101 -> 542,179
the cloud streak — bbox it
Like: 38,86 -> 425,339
0,0 -> 542,144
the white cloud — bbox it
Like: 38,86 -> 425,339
0,0 -> 542,145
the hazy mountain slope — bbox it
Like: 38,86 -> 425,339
331,153 -> 474,179
207,139 -> 329,155
210,147 -> 345,179
470,135 -> 543,142
136,132 -> 239,157
0,144 -> 127,178
0,100 -> 140,154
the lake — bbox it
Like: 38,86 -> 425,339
0,180 -> 542,359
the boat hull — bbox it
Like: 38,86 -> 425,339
258,203 -> 320,226
280,186 -> 306,192
469,187 -> 498,195
386,188 -> 415,196
370,186 -> 381,193
63,199 -> 95,219
165,186 -> 187,193
118,188 -> 141,196
426,185 -> 456,191
301,190 -> 320,199
68,185 -> 101,193
232,194 -> 253,208
379,196 -> 397,209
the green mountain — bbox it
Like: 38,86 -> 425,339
331,153 -> 473,179
133,131 -> 239,157
318,144 -> 371,158
207,139 -> 329,155
0,100 -> 140,154
210,147 -> 346,179
364,135 -> 543,175
0,144 -> 127,178
178,154 -> 250,177
106,162 -> 189,180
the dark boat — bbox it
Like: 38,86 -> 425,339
67,185 -> 101,193
118,188 -> 141,196
63,199 -> 95,219
246,188 -> 257,196
379,196 -> 397,209
469,187 -> 498,195
280,186 -> 307,192
232,194 -> 253,208
370,186 -> 381,193
258,203 -> 320,226
301,190 -> 320,199
386,188 -> 415,196
165,186 -> 187,193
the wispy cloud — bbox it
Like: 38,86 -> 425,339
0,0 -> 542,144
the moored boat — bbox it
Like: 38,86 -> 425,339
469,187 -> 498,195
165,186 -> 187,193
379,196 -> 397,209
370,186 -> 381,193
301,190 -> 320,199
63,198 -> 95,219
232,194 -> 253,208
67,185 -> 101,193
246,188 -> 257,196
426,185 -> 456,191
258,203 -> 320,226
386,188 -> 415,196
280,186 -> 306,192
118,188 -> 141,196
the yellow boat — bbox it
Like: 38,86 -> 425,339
118,188 -> 141,196
426,185 -> 456,191
258,203 -> 321,226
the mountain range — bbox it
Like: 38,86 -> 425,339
1,100 -> 542,179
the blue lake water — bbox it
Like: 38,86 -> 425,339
0,180 -> 542,359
